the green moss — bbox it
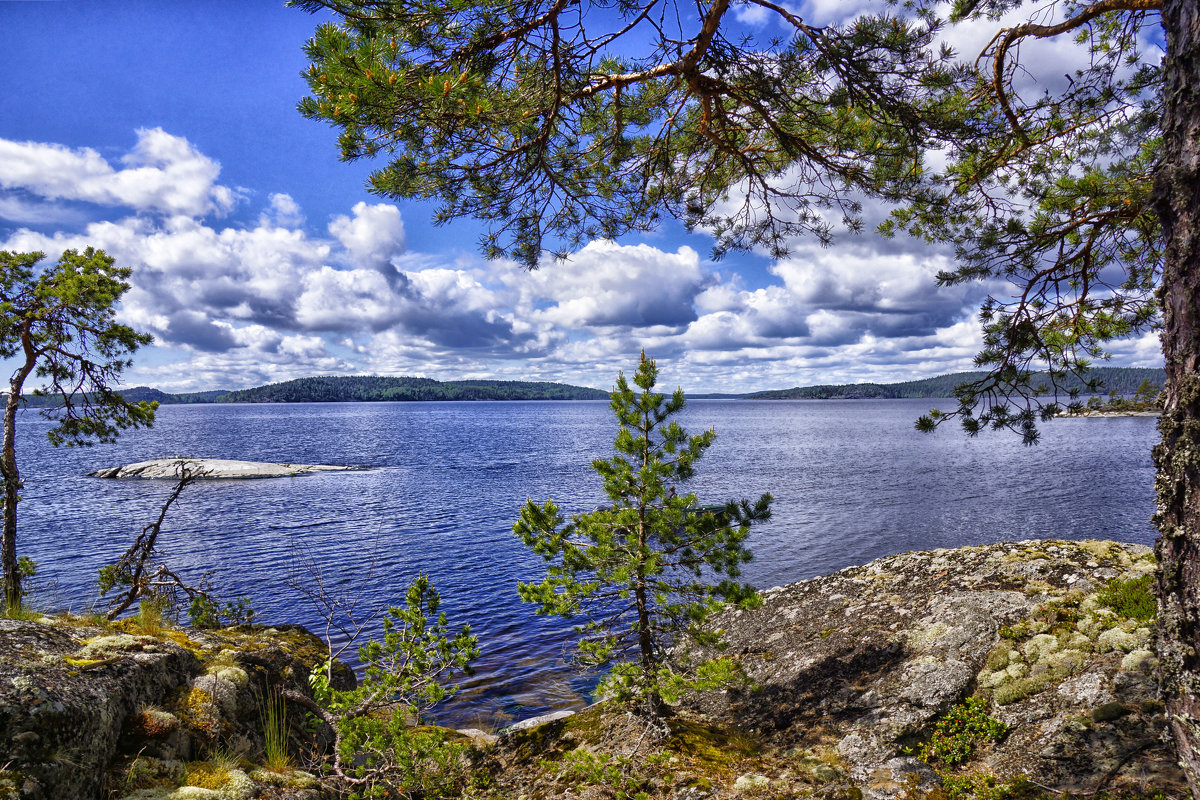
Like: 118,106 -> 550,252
0,769 -> 26,800
169,686 -> 228,740
247,768 -> 319,789
666,717 -> 757,775
993,675 -> 1052,705
1092,702 -> 1132,723
984,643 -> 1013,672
118,754 -> 187,794
933,772 -> 1043,800
1077,540 -> 1125,564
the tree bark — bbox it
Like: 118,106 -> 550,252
1,331 -> 35,611
1153,0 -> 1200,795
1,387 -> 21,611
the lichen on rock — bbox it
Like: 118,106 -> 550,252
0,617 -> 343,799
680,539 -> 1183,798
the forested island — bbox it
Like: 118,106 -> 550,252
746,366 -> 1166,401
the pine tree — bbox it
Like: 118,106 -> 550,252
0,248 -> 155,610
515,353 -> 772,716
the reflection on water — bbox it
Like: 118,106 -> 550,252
16,399 -> 1157,725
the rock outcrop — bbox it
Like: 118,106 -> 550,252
486,539 -> 1182,799
90,459 -> 367,480
1,540 -> 1183,800
0,619 -> 346,799
688,538 -> 1180,798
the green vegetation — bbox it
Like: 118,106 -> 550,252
11,375 -> 607,405
923,773 -> 1172,800
917,697 -> 1008,768
220,375 -> 608,402
257,685 -> 291,773
749,368 -> 1166,401
1097,575 -> 1157,623
9,367 -> 1167,408
0,248 -> 155,611
284,0 -> 1199,780
307,575 -> 479,799
1079,378 -> 1163,414
515,353 -> 772,716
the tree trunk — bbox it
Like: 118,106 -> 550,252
2,330 -> 37,611
1153,0 -> 1200,795
2,380 -> 23,610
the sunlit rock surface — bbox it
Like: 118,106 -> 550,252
90,458 -> 367,480
686,539 -> 1180,798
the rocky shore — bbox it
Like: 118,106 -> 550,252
0,539 -> 1181,799
487,539 -> 1179,799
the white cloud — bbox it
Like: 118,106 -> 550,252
0,129 -> 1158,395
0,128 -> 238,218
259,193 -> 305,229
295,267 -> 405,331
524,241 -> 708,329
328,201 -> 406,273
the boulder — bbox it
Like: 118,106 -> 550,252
0,619 -> 345,799
89,459 -> 367,480
0,618 -> 200,799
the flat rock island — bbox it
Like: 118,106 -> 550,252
89,458 -> 368,480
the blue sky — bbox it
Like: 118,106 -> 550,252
0,0 -> 1163,393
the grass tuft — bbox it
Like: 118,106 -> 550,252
257,683 -> 292,772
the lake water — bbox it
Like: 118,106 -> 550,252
14,398 -> 1158,727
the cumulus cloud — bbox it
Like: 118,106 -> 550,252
0,128 -> 238,218
523,241 -> 709,329
0,129 -> 1156,394
328,201 -> 406,273
259,193 -> 305,229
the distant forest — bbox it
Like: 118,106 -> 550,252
9,366 -> 1165,406
746,367 -> 1167,400
217,376 -> 609,402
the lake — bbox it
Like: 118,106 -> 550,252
14,398 -> 1158,727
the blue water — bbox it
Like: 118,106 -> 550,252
14,399 -> 1158,726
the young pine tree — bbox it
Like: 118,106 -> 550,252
515,353 -> 772,716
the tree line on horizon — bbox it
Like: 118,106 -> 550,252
748,367 -> 1168,401
3,366 -> 1167,407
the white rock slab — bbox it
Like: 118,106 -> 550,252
90,458 -> 367,480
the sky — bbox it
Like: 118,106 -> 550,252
0,0 -> 1164,394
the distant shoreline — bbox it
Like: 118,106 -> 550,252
9,365 -> 1165,407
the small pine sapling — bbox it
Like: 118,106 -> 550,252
515,352 -> 772,717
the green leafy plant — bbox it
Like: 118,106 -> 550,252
299,574 -> 479,799
934,772 -> 1042,800
1096,575 -> 1156,622
917,697 -> 1008,768
555,750 -> 650,800
132,598 -> 167,636
188,595 -> 255,629
515,352 -> 772,716
338,721 -> 470,800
